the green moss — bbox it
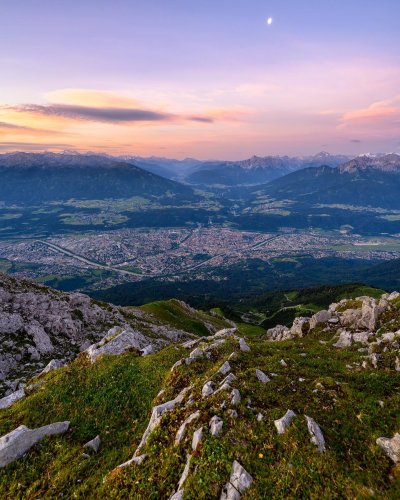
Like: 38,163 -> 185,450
335,299 -> 363,312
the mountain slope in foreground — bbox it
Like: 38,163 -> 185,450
0,273 -> 230,397
0,280 -> 399,498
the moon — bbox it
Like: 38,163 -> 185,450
267,17 -> 273,25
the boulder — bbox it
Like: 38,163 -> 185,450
290,317 -> 310,337
352,331 -> 372,345
358,298 -> 381,331
134,386 -> 190,457
0,421 -> 70,467
309,310 -> 331,330
85,329 -> 149,362
209,415 -> 223,437
333,331 -> 353,348
39,359 -> 65,376
116,453 -> 147,469
274,410 -> 296,434
84,435 -> 101,453
220,482 -> 241,500
239,338 -> 250,352
220,373 -> 237,386
178,454 -> 192,490
228,460 -> 253,495
340,309 -> 363,328
170,490 -> 184,500
218,361 -> 231,375
192,427 -> 203,451
0,388 -> 25,410
305,416 -> 326,452
189,347 -> 204,359
255,369 -> 270,384
202,381 -> 215,398
231,389 -> 241,406
266,325 -> 291,341
376,433 -> 400,463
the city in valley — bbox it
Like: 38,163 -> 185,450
1,227 -> 399,291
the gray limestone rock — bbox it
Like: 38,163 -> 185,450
333,331 -> 353,348
238,338 -> 250,352
0,421 -> 70,467
376,433 -> 400,463
309,310 -> 331,330
266,325 -> 292,341
134,386 -> 190,457
218,361 -> 231,375
116,453 -> 147,469
0,388 -> 25,410
209,415 -> 223,437
274,410 -> 296,434
170,490 -> 184,500
305,416 -> 326,452
39,359 -> 65,376
290,317 -> 310,337
255,369 -> 270,384
189,347 -> 205,359
231,389 -> 241,406
202,381 -> 215,398
230,460 -> 253,493
220,482 -> 241,500
175,411 -> 201,446
192,427 -> 204,451
85,329 -> 150,362
178,454 -> 192,490
84,435 -> 101,453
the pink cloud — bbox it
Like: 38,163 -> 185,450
339,96 -> 400,133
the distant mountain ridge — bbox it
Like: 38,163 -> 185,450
0,153 -> 195,204
249,153 -> 400,209
339,153 -> 400,173
184,152 -> 352,186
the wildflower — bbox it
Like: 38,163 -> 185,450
258,453 -> 264,459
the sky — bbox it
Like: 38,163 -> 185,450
0,0 -> 399,159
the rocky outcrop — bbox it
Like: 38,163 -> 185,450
309,310 -> 331,330
85,328 -> 156,363
0,274 -> 227,397
266,325 -> 292,341
0,421 -> 70,467
0,275 -> 126,395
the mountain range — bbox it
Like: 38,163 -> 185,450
0,153 -> 194,204
247,153 -> 400,209
184,152 -> 351,186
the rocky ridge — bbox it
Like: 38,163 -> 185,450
0,274 -> 228,397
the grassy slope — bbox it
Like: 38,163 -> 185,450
103,330 -> 400,499
139,299 -> 230,336
1,294 -> 399,498
0,347 -> 183,499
